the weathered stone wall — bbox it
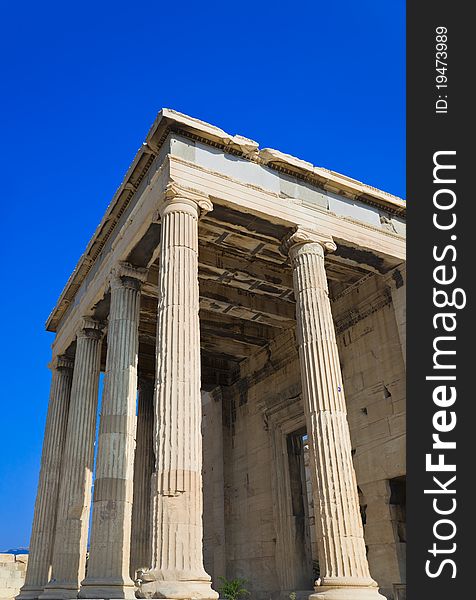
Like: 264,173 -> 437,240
201,332 -> 313,600
220,370 -> 282,599
333,272 -> 406,600
0,554 -> 28,600
201,270 -> 406,600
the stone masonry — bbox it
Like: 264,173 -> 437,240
1,555 -> 28,600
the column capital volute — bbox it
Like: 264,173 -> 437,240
159,182 -> 213,219
280,226 -> 337,259
109,261 -> 148,291
77,317 -> 105,340
56,355 -> 74,371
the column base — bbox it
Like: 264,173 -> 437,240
78,581 -> 136,600
137,573 -> 218,600
39,584 -> 79,600
310,583 -> 386,600
17,586 -> 46,600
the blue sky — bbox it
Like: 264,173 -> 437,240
0,1 -> 404,549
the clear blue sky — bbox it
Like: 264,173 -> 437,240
0,1 -> 404,549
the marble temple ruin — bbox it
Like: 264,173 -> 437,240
18,110 -> 406,600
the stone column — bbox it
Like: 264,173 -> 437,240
80,263 -> 147,599
130,377 -> 155,579
41,318 -> 103,600
18,356 -> 74,600
282,227 -> 385,600
138,185 -> 218,600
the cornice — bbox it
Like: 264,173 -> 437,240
170,126 -> 405,215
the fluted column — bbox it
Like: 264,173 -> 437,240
130,377 -> 155,579
282,227 -> 385,600
18,356 -> 74,600
41,318 -> 103,600
80,263 -> 147,599
138,184 -> 218,600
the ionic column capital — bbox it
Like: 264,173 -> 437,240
56,355 -> 74,371
109,261 -> 148,291
161,182 -> 213,219
77,317 -> 105,340
280,226 -> 337,260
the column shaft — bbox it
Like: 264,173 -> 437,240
284,228 -> 384,600
18,357 -> 74,600
41,319 -> 103,600
130,378 -> 155,579
138,190 -> 217,600
80,264 -> 146,599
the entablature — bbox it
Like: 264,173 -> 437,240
46,111 -> 406,373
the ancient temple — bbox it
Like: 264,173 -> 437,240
18,110 -> 406,600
